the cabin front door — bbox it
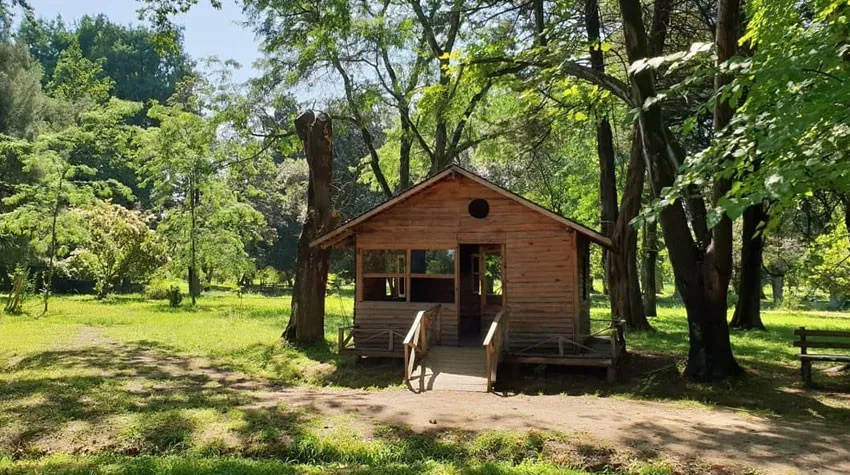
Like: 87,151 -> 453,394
458,244 -> 503,346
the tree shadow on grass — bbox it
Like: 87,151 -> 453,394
500,351 -> 850,425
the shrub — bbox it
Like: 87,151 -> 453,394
145,278 -> 185,300
167,286 -> 183,307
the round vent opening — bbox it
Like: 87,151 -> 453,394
468,199 -> 490,219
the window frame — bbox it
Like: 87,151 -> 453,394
358,247 -> 457,304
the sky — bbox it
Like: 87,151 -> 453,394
23,0 -> 262,84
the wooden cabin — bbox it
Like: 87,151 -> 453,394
311,165 -> 624,392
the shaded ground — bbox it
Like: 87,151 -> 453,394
2,329 -> 847,474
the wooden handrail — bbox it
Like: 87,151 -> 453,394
403,304 -> 441,383
512,319 -> 626,358
338,327 -> 407,353
483,307 -> 510,392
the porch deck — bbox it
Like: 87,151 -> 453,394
339,311 -> 626,390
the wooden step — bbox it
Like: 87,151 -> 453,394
408,346 -> 489,392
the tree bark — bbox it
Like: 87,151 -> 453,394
731,202 -> 767,330
43,168 -> 67,313
617,0 -> 742,379
770,275 -> 784,305
610,126 -> 651,330
283,111 -> 335,343
642,219 -> 658,316
585,0 -> 649,330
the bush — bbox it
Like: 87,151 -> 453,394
144,278 -> 185,300
167,286 -> 183,307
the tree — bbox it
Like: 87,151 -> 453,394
137,99 -> 270,302
2,138 -> 95,313
730,201 -> 767,329
1,96 -> 140,312
284,110 -> 335,343
804,219 -> 850,310
46,41 -> 115,104
64,202 -> 165,298
136,103 -> 217,305
616,0 -> 744,379
18,14 -> 193,105
0,39 -> 46,139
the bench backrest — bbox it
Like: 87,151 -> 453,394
794,327 -> 850,354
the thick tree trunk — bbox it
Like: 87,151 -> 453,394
610,127 -> 651,330
617,0 -> 742,379
586,0 -> 648,330
771,275 -> 784,305
642,219 -> 658,316
731,203 -> 767,330
283,111 -> 335,343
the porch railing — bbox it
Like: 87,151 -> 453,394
402,304 -> 442,383
483,307 -> 510,392
338,327 -> 408,354
513,319 -> 625,358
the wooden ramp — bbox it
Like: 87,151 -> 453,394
407,346 -> 489,392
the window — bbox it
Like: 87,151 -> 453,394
363,276 -> 406,301
362,250 -> 406,301
410,249 -> 454,303
468,199 -> 490,219
411,250 -> 455,275
485,253 -> 503,296
363,250 -> 405,274
360,248 -> 455,303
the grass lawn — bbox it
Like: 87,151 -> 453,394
1,288 -> 849,474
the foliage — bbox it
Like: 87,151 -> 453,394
136,102 -> 269,287
18,14 -> 193,105
63,202 -> 166,298
803,219 -> 850,303
0,39 -> 46,138
661,0 -> 850,226
46,40 -> 114,104
167,285 -> 183,306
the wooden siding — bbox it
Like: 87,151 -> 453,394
505,230 -> 576,352
353,175 -> 579,352
354,301 -> 458,347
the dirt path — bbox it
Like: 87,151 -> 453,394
127,341 -> 849,474
10,330 -> 847,474
266,388 -> 847,474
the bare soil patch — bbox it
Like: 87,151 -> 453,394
5,330 -> 849,474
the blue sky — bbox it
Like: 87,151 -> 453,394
24,0 -> 262,84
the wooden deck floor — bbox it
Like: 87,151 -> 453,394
407,346 -> 489,392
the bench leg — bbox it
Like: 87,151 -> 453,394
801,360 -> 813,386
606,366 -> 617,384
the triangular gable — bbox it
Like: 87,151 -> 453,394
310,165 -> 613,249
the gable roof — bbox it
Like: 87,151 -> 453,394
310,165 -> 613,249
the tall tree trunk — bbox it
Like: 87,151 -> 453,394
617,0 -> 742,379
399,117 -> 413,190
642,219 -> 658,316
283,111 -> 335,343
731,203 -> 767,329
43,169 -> 66,314
585,0 -> 649,330
189,177 -> 199,305
610,126 -> 651,330
770,275 -> 784,305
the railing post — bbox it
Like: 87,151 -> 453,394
404,344 -> 410,382
338,327 -> 345,352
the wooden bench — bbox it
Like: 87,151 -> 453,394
794,327 -> 850,385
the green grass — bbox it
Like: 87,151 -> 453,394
0,454 -> 598,474
1,287 -> 847,474
0,290 -> 400,389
